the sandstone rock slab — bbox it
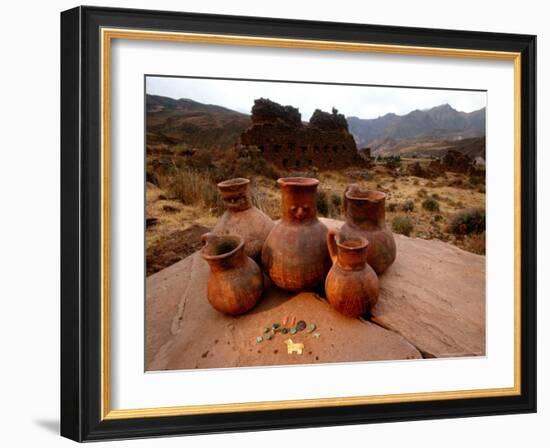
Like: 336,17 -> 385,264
146,219 -> 486,370
146,253 -> 421,371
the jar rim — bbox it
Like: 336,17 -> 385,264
277,177 -> 319,188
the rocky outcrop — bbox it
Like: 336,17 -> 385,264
146,218 -> 485,370
240,99 -> 364,170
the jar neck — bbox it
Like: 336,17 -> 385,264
207,249 -> 246,272
201,234 -> 246,272
336,246 -> 368,271
345,197 -> 386,229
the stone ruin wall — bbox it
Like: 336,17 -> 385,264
240,99 -> 366,170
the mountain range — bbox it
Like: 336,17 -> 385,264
347,103 -> 485,149
146,94 -> 485,157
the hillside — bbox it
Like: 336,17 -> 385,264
347,104 -> 486,150
368,136 -> 486,159
146,94 -> 250,150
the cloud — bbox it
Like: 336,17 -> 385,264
146,76 -> 486,120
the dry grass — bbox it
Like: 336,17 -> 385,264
147,160 -> 486,257
156,168 -> 223,214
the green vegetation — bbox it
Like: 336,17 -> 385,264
401,200 -> 415,212
330,193 -> 342,214
392,216 -> 414,236
384,155 -> 402,170
468,176 -> 483,188
449,208 -> 486,235
316,190 -> 329,217
422,197 -> 440,212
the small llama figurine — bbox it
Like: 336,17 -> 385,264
284,339 -> 304,355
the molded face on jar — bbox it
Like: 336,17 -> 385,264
278,177 -> 319,223
217,178 -> 252,212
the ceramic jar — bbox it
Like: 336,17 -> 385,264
261,177 -> 330,291
325,229 -> 379,317
213,178 -> 274,261
340,184 -> 396,274
201,233 -> 263,315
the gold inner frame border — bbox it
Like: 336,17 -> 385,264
100,27 -> 522,420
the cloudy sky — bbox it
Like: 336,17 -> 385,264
146,76 -> 486,120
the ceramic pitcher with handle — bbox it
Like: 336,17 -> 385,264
325,228 -> 379,317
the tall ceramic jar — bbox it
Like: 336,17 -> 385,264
201,233 -> 263,315
261,177 -> 330,291
340,184 -> 396,275
213,178 -> 274,261
325,229 -> 379,317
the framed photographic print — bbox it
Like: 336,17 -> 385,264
60,6 -> 537,442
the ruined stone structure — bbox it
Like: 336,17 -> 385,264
240,98 -> 365,170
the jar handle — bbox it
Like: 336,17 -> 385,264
327,228 -> 338,264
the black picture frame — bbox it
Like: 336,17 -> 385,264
61,5 -> 536,442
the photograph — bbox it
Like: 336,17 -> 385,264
145,76 -> 487,371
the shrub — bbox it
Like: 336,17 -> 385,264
186,148 -> 215,171
330,193 -> 342,217
468,176 -> 483,188
417,188 -> 427,198
316,190 -> 329,216
401,200 -> 415,212
422,197 -> 440,212
384,155 -> 401,170
449,208 -> 486,235
146,170 -> 159,186
392,216 -> 414,236
387,202 -> 398,212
